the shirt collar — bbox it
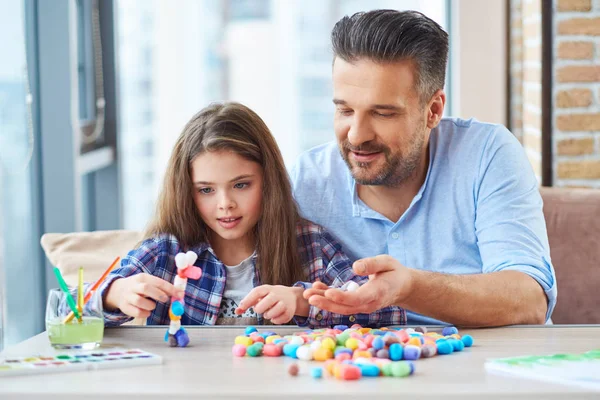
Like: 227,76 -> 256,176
193,241 -> 213,257
193,242 -> 258,263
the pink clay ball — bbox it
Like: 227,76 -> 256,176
232,344 -> 247,357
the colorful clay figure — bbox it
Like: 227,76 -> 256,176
164,251 -> 202,347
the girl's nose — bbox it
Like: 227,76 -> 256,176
218,193 -> 236,210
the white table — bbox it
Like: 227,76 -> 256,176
1,325 -> 599,399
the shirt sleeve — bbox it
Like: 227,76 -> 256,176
96,238 -> 163,326
288,162 -> 299,191
475,126 -> 557,322
293,229 -> 406,328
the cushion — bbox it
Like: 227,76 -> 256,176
41,230 -> 142,286
540,187 -> 600,324
40,230 -> 145,325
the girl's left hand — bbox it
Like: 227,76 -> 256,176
236,285 -> 303,324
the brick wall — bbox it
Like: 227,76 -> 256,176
554,0 -> 600,187
510,0 -> 543,180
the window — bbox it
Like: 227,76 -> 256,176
0,0 -> 40,348
116,0 -> 449,231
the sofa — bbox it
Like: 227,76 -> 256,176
539,187 -> 600,324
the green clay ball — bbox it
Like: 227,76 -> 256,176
381,363 -> 394,376
390,361 -> 411,377
247,344 -> 263,357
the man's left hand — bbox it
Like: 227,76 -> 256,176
303,255 -> 413,314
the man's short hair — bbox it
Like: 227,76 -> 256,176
331,10 -> 449,104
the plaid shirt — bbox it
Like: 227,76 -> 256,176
95,220 -> 406,328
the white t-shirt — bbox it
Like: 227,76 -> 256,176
217,253 -> 257,320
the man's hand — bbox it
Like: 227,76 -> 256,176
303,255 -> 413,314
104,273 -> 184,319
236,285 -> 306,324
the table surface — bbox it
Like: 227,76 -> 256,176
1,325 -> 599,399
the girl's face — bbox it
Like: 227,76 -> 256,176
191,150 -> 263,246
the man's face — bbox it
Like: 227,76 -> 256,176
333,58 -> 429,187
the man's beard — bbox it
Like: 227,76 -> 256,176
339,131 -> 424,187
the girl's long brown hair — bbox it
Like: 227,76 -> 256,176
145,102 -> 305,286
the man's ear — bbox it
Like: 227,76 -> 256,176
426,89 -> 445,129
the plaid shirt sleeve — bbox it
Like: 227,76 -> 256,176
293,222 -> 406,328
96,237 -> 168,327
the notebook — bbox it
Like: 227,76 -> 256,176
484,350 -> 600,391
0,348 -> 162,377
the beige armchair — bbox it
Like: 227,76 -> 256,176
41,230 -> 146,325
539,187 -> 600,324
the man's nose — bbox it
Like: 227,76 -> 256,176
347,115 -> 375,147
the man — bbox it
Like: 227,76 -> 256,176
291,10 -> 556,326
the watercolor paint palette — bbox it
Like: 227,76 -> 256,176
485,350 -> 600,391
0,348 -> 163,377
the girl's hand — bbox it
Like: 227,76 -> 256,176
302,281 -> 329,300
104,273 -> 183,319
236,285 -> 307,324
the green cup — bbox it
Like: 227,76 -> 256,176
45,288 -> 104,349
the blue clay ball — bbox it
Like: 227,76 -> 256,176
462,334 -> 474,347
359,364 -> 380,377
171,301 -> 184,316
283,344 -> 300,358
175,329 -> 189,347
436,340 -> 454,355
403,345 -> 421,360
448,338 -> 464,352
372,336 -> 385,351
442,326 -> 459,336
310,367 -> 323,378
389,343 -> 403,361
334,347 -> 353,357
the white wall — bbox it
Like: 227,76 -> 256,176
453,0 -> 508,125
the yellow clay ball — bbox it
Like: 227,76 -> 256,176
321,337 -> 336,351
313,348 -> 334,361
266,335 -> 281,344
345,338 -> 359,351
234,336 -> 253,346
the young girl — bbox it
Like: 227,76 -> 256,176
96,102 -> 406,328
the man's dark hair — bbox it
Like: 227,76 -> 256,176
331,10 -> 449,104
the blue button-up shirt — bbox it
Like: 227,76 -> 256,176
290,117 -> 557,325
